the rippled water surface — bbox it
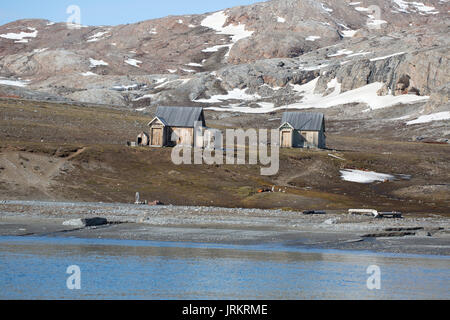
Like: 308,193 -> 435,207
0,236 -> 449,299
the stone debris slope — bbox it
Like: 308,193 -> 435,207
0,0 -> 448,127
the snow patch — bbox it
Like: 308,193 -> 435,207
154,78 -> 167,85
305,35 -> 321,41
33,48 -> 48,53
370,52 -> 405,61
328,49 -> 353,57
0,77 -> 29,87
186,62 -> 203,67
195,88 -> 261,103
393,0 -> 439,14
367,19 -> 388,27
155,78 -> 191,89
125,59 -> 142,68
341,29 -> 357,37
406,112 -> 450,125
321,3 -> 333,12
89,58 -> 108,67
0,27 -> 38,43
202,44 -> 232,53
201,11 -> 254,57
87,31 -> 109,42
207,102 -> 276,114
133,94 -> 157,102
81,72 -> 97,76
347,50 -> 372,57
340,169 -> 395,183
112,84 -> 139,91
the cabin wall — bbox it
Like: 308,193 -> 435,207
319,130 -> 326,149
292,130 -> 304,148
299,130 -> 318,148
281,129 -> 325,149
171,127 -> 194,146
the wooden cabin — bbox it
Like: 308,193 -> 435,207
279,112 -> 326,149
147,106 -> 206,147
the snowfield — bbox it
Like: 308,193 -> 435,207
279,78 -> 429,111
200,77 -> 430,114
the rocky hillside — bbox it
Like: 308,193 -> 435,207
0,0 -> 449,130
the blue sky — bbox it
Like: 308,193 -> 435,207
0,0 -> 265,26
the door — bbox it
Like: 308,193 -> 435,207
151,128 -> 163,146
281,131 -> 291,147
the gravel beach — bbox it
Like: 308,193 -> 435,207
1,200 -> 449,256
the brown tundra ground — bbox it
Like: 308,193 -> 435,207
0,98 -> 449,215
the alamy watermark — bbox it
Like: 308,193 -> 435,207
66,265 -> 81,290
171,122 -> 280,176
366,265 -> 381,290
66,5 -> 82,29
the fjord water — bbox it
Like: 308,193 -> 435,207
0,236 -> 448,299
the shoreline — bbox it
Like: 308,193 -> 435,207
1,200 -> 449,256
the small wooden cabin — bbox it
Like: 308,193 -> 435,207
136,132 -> 149,146
279,112 -> 326,149
147,106 -> 206,147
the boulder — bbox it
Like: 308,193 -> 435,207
323,218 -> 338,225
62,217 -> 108,227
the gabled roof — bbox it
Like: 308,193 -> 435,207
279,122 -> 294,129
154,106 -> 205,128
148,116 -> 168,127
280,112 -> 325,131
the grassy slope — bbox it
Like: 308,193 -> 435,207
0,98 -> 449,214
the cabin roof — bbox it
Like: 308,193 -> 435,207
154,106 -> 204,128
280,112 -> 325,131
